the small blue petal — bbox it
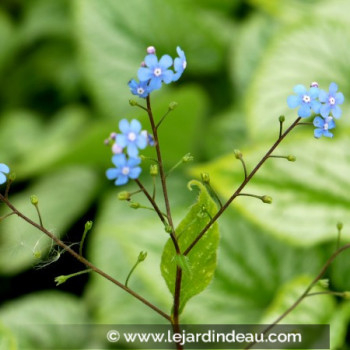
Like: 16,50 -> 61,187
138,67 -> 152,82
127,143 -> 139,157
328,118 -> 336,129
130,119 -> 142,133
287,95 -> 300,108
314,128 -> 324,138
335,92 -> 344,105
332,105 -> 342,119
0,164 -> 10,174
106,168 -> 119,180
162,70 -> 174,84
136,135 -> 147,149
144,54 -> 158,67
318,90 -> 328,102
313,116 -> 324,127
298,105 -> 311,118
329,82 -> 338,94
111,154 -> 126,167
116,175 -> 129,186
119,119 -> 130,134
148,78 -> 162,91
310,100 -> 321,114
309,87 -> 319,99
129,167 -> 142,179
116,134 -> 128,148
0,173 -> 6,185
294,84 -> 307,94
127,157 -> 141,167
320,104 -> 331,118
324,130 -> 333,138
159,54 -> 173,69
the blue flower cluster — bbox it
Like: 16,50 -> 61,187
106,119 -> 153,186
287,82 -> 344,138
128,46 -> 187,98
0,163 -> 10,185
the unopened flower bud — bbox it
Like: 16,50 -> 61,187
279,115 -> 285,123
261,195 -> 272,204
85,221 -> 93,231
337,222 -> 343,231
146,46 -> 156,54
318,279 -> 329,289
310,82 -> 319,88
129,201 -> 140,209
140,61 -> 146,67
201,172 -> 210,184
183,153 -> 193,163
287,155 -> 296,162
30,195 -> 39,205
129,99 -> 138,106
55,275 -> 68,286
343,291 -> 350,300
234,149 -> 242,159
8,172 -> 16,181
150,164 -> 158,176
169,101 -> 178,110
118,191 -> 131,201
138,251 -> 147,262
112,143 -> 123,154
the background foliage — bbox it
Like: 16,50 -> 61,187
0,0 -> 350,349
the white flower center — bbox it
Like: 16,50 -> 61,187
329,97 -> 336,105
137,87 -> 144,95
302,95 -> 311,103
183,61 -> 187,69
323,123 -> 329,130
154,68 -> 162,77
128,132 -> 136,142
122,167 -> 130,176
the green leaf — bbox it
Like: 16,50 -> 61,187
0,166 -> 99,274
245,20 -> 350,140
0,322 -> 17,350
0,10 -> 15,75
0,291 -> 90,349
161,180 -> 219,314
73,0 -> 227,117
191,134 -> 350,246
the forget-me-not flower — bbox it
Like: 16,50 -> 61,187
106,154 -> 141,186
128,79 -> 151,98
116,119 -> 147,157
313,116 -> 335,138
173,46 -> 187,82
0,163 -> 10,185
287,84 -> 321,118
319,82 -> 344,119
138,54 -> 174,91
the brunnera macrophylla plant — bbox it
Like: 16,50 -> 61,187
1,45 -> 350,350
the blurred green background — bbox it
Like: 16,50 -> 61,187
1,0 -> 350,349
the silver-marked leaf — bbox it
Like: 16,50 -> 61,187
161,180 -> 219,314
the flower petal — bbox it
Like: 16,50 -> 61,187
106,168 -> 119,180
332,105 -> 342,119
320,104 -> 331,118
111,153 -> 126,167
0,164 -> 10,174
115,175 -> 129,186
323,130 -> 333,138
127,157 -> 141,167
130,119 -> 142,133
318,89 -> 328,102
287,95 -> 300,108
162,70 -> 175,84
329,82 -> 338,94
314,128 -> 323,138
335,92 -> 344,105
294,84 -> 307,95
313,116 -> 324,127
0,173 -> 6,185
148,78 -> 162,91
144,54 -> 158,68
138,67 -> 152,82
127,143 -> 139,157
119,119 -> 130,134
298,105 -> 311,118
310,100 -> 321,114
309,87 -> 319,99
136,135 -> 147,149
116,134 -> 128,148
129,167 -> 142,179
159,54 -> 173,69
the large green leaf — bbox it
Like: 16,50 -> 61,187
73,0 -> 228,117
0,291 -> 90,349
0,166 -> 98,274
245,20 -> 350,140
191,132 -> 350,246
161,180 -> 219,314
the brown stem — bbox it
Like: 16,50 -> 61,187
172,266 -> 183,350
0,193 -> 171,322
184,117 -> 301,256
135,179 -> 167,225
244,242 -> 350,349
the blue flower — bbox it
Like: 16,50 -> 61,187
173,46 -> 187,82
313,116 -> 335,138
0,163 -> 10,185
138,54 -> 174,91
116,119 -> 147,157
319,82 -> 344,119
287,84 -> 321,118
128,79 -> 150,98
141,130 -> 155,146
106,154 -> 141,186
